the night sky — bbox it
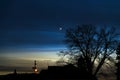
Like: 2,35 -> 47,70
1,0 -> 120,74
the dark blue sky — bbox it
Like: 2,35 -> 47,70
0,0 -> 120,52
1,0 -> 120,51
1,0 -> 120,74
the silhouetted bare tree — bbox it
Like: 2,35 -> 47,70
58,25 -> 119,80
116,44 -> 120,80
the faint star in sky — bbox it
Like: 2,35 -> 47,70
59,27 -> 63,31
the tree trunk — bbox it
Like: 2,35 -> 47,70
94,56 -> 106,76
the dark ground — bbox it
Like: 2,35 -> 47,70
0,65 -> 98,80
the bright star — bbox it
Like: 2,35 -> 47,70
59,27 -> 62,31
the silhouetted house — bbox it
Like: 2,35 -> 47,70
40,64 -> 90,80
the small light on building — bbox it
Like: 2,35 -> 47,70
35,69 -> 38,72
32,60 -> 38,74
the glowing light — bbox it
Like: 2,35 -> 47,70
59,27 -> 62,31
34,69 -> 38,72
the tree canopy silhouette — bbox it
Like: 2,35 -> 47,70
58,25 -> 119,80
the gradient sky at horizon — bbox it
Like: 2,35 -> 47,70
1,0 -> 120,74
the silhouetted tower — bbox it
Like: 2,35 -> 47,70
32,60 -> 38,74
13,69 -> 17,75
